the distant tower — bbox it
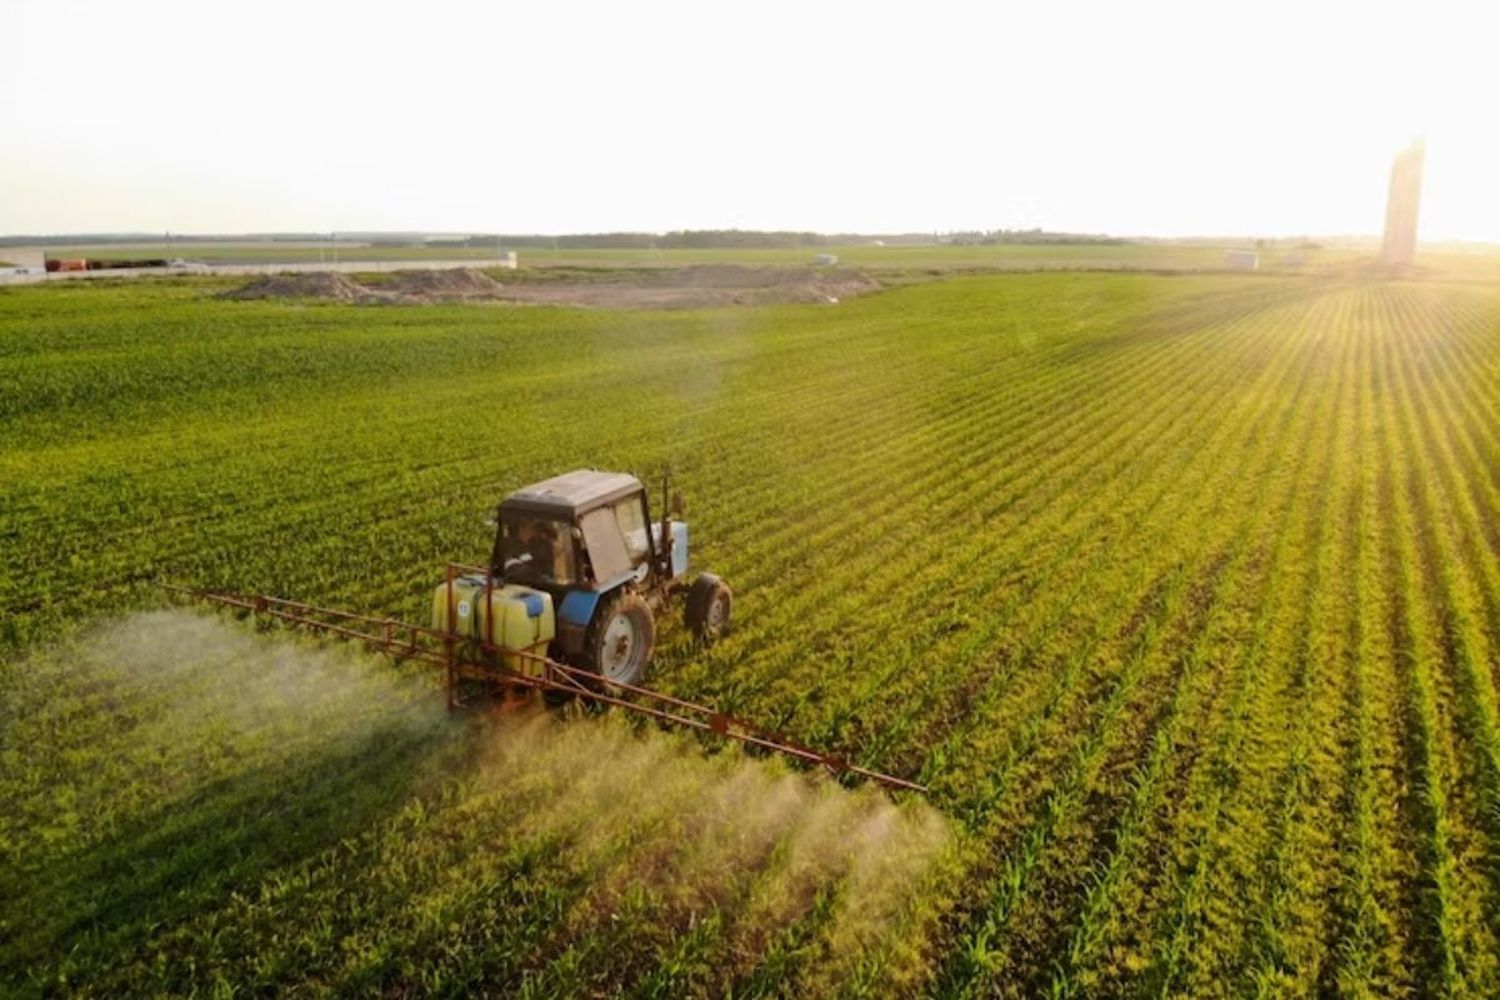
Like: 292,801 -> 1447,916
1381,140 -> 1424,266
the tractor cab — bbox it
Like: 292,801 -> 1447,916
491,469 -> 685,591
431,469 -> 731,688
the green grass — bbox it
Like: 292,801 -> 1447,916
5,270 -> 1500,996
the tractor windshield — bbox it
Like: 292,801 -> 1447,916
498,514 -> 577,585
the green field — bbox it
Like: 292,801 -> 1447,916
6,270 -> 1500,996
24,240 -> 1500,286
22,240 -> 1326,272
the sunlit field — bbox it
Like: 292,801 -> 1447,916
6,268 -> 1500,996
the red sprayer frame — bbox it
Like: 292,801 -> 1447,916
164,564 -> 926,794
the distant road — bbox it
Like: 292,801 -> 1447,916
0,258 -> 515,287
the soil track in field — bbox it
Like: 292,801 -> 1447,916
494,264 -> 881,309
220,268 -> 507,305
220,265 -> 880,309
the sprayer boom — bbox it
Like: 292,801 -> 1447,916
163,577 -> 926,795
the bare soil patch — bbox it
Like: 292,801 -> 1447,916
222,268 -> 507,305
221,265 -> 879,309
499,265 -> 880,309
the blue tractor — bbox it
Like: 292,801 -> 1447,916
432,470 -> 732,687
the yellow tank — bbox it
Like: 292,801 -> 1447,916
431,576 -> 556,676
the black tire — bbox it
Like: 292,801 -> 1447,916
585,592 -> 656,687
685,573 -> 733,645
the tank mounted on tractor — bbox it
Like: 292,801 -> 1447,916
431,469 -> 732,688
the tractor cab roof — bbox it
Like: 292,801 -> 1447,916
500,469 -> 644,517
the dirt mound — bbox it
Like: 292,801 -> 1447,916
383,268 -> 505,298
501,265 -> 880,310
220,272 -> 372,302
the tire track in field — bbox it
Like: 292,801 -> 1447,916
908,286 -> 1338,824
928,290 -> 1340,999
1379,285 -> 1500,991
1367,288 -> 1467,997
1323,308 -> 1432,997
1212,290 -> 1362,996
1128,290 -> 1374,1000
1273,292 -> 1394,998
1053,288 -> 1361,999
1020,288 -> 1356,999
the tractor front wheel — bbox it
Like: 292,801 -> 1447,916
587,592 -> 656,687
686,573 -> 733,645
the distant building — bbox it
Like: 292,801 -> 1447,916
1381,140 -> 1424,266
1223,250 -> 1260,271
813,253 -> 839,266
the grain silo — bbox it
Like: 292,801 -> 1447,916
1381,141 -> 1424,266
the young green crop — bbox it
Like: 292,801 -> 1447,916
5,271 -> 1500,996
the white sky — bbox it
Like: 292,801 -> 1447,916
2,0 -> 1497,240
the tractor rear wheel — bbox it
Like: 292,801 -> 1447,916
686,573 -> 733,645
586,592 -> 655,687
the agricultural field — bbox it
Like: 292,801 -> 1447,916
5,268 -> 1500,996
13,239 -> 1337,272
